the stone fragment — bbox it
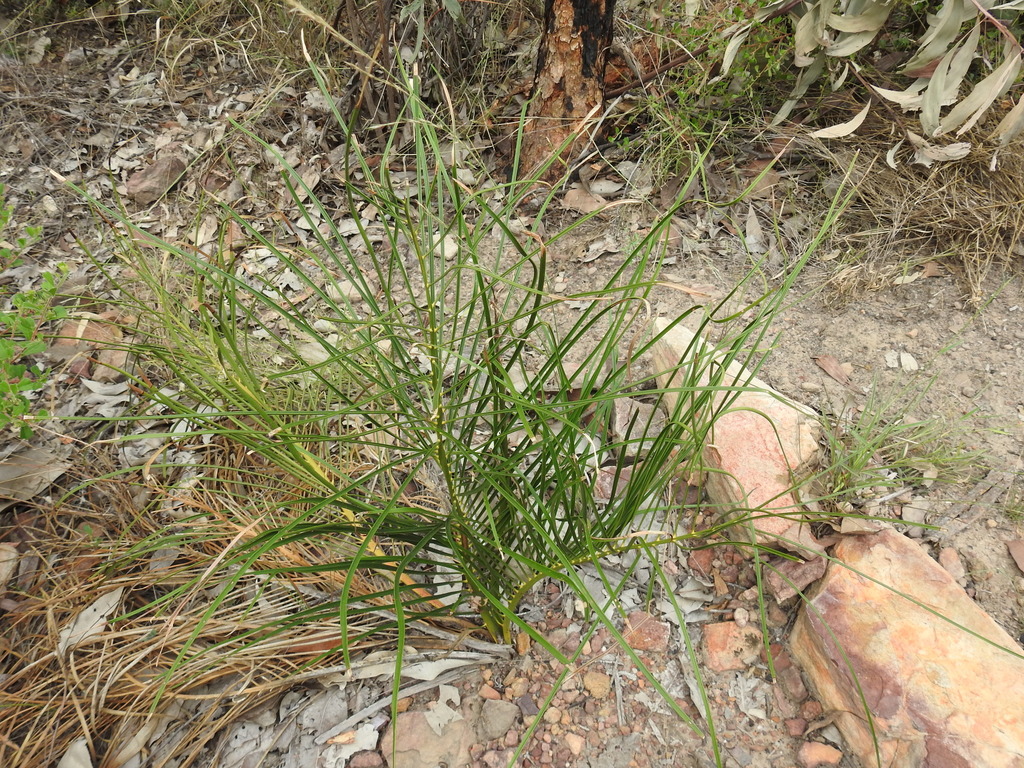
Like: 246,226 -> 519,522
476,699 -> 519,742
786,718 -> 808,737
790,528 -> 1024,768
777,665 -> 808,702
703,621 -> 763,672
1007,540 -> 1024,574
624,610 -> 670,652
765,555 -> 828,603
126,155 -> 186,205
381,711 -> 475,768
651,318 -> 822,555
797,740 -> 843,767
938,546 -> 967,584
900,498 -> 930,537
481,748 -> 515,768
687,547 -> 715,576
564,732 -> 585,756
479,684 -> 501,701
348,751 -> 384,768
582,670 -> 611,698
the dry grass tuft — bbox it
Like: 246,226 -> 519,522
806,129 -> 1024,300
0,442 -> 470,768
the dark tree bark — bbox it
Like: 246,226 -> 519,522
520,0 -> 617,180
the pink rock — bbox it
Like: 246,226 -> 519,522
564,732 -> 585,756
624,610 -> 670,652
791,528 -> 1024,768
938,546 -> 967,584
651,319 -> 822,556
382,711 -> 475,768
786,718 -> 808,737
766,555 -> 827,603
777,665 -> 808,702
349,751 -> 385,768
797,740 -> 843,767
703,621 -> 763,672
479,684 -> 501,700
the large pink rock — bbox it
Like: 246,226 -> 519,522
651,318 -> 822,554
791,528 -> 1024,767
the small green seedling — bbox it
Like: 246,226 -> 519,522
0,185 -> 68,438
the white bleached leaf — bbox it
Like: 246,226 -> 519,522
744,205 -> 765,254
989,94 -> 1024,144
587,178 -> 625,196
57,738 -> 93,768
773,57 -> 826,124
809,101 -> 872,138
827,0 -> 892,33
720,24 -> 753,78
938,41 -> 1023,135
906,131 -> 971,166
825,29 -> 878,57
324,720 -> 379,759
58,588 -> 125,656
921,23 -> 980,134
873,81 -> 928,111
903,0 -> 978,73
0,544 -> 18,587
885,138 -> 905,168
424,685 -> 463,736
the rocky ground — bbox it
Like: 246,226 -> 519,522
1,11 -> 1023,768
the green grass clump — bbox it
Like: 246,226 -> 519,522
0,185 -> 67,438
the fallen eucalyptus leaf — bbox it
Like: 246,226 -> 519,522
809,101 -> 872,138
58,588 -> 125,656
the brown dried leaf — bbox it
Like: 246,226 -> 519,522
0,446 -> 70,512
126,155 -> 186,205
812,354 -> 851,385
561,187 -> 607,214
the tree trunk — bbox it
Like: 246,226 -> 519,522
520,0 -> 616,181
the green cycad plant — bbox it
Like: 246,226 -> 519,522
77,67 -> 838,720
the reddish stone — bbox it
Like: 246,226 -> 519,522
349,752 -> 384,768
791,528 -> 1024,768
797,741 -> 843,767
652,319 -> 823,556
778,665 -> 808,702
624,610 -> 670,652
800,701 -> 822,720
703,621 -> 763,672
688,547 -> 715,575
785,718 -> 808,737
765,555 -> 827,603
